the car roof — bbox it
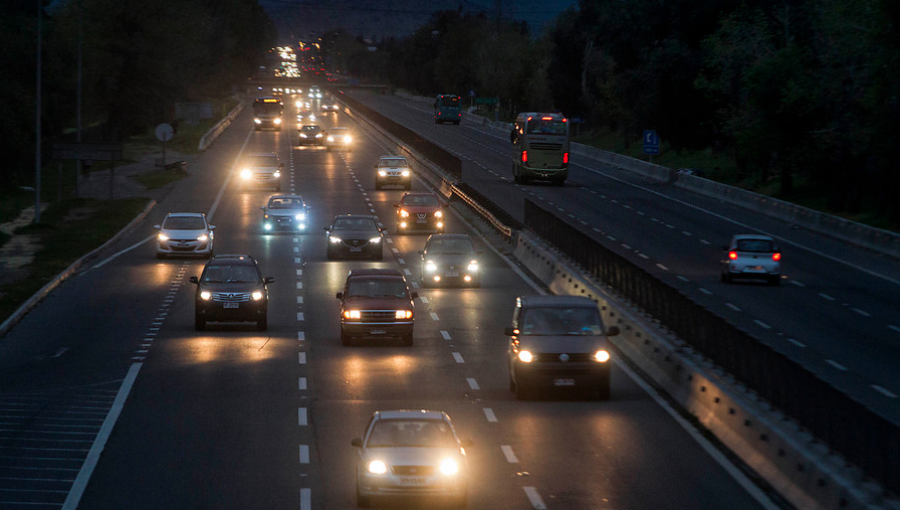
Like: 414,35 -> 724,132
348,268 -> 404,278
165,212 -> 205,218
301,124 -> 321,129
731,234 -> 775,242
373,409 -> 448,421
268,194 -> 302,200
518,295 -> 598,308
207,254 -> 257,265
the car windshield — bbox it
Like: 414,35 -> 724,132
736,239 -> 775,252
366,419 -> 455,448
332,218 -> 376,231
346,278 -> 408,298
301,126 -> 319,133
402,195 -> 439,207
201,265 -> 260,284
268,197 -> 303,209
428,238 -> 474,255
163,216 -> 206,230
520,307 -> 603,335
379,159 -> 407,168
248,155 -> 279,167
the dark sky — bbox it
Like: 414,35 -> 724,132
259,0 -> 579,41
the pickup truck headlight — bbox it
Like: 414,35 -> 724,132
241,169 -> 251,179
399,210 -> 409,218
434,211 -> 443,218
401,171 -> 410,177
439,459 -> 459,475
368,460 -> 387,474
273,118 -> 282,125
344,310 -> 361,319
593,350 -> 610,362
395,310 -> 413,319
467,261 -> 478,271
378,170 -> 387,176
254,118 -> 262,124
425,261 -> 436,271
518,350 -> 534,363
295,213 -> 306,220
251,291 -> 264,301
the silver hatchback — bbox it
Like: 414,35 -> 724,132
720,234 -> 782,285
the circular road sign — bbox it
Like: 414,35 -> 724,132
155,123 -> 174,142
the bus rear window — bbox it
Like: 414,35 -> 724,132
526,119 -> 567,135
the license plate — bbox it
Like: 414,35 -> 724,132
401,477 -> 427,486
350,247 -> 362,252
554,378 -> 575,386
223,303 -> 239,309
416,218 -> 427,223
446,271 -> 459,277
370,330 -> 386,335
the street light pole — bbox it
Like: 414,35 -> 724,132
35,0 -> 42,224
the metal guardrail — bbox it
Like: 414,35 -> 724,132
522,197 -> 900,496
450,183 -> 519,241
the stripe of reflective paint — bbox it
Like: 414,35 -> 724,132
298,408 -> 308,426
501,445 -> 518,463
452,352 -> 464,363
467,378 -> 480,390
297,331 -> 305,341
441,331 -> 451,340
483,408 -> 497,422
523,487 -> 546,509
299,445 -> 310,463
299,377 -> 307,390
299,352 -> 307,364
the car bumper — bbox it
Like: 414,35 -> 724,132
376,176 -> 410,186
264,218 -> 307,232
397,220 -> 443,232
157,240 -> 212,256
423,268 -> 479,286
196,301 -> 267,322
341,321 -> 413,340
358,472 -> 466,498
514,361 -> 611,390
725,263 -> 780,278
521,166 -> 568,180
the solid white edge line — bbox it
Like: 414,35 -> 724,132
614,359 -> 781,510
62,362 -> 142,510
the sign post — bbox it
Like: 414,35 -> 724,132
155,123 -> 174,168
643,129 -> 660,164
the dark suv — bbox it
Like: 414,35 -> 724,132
336,269 -> 418,346
189,254 -> 275,331
505,295 -> 619,400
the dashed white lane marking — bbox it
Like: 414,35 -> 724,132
296,282 -> 303,289
872,385 -> 898,398
297,312 -> 305,321
441,330 -> 451,340
297,296 -> 304,304
466,378 -> 480,390
890,325 -> 900,334
430,312 -> 440,321
523,487 -> 547,509
299,377 -> 307,390
452,352 -> 465,364
607,235 -> 616,241
819,293 -> 835,301
754,320 -> 771,329
296,269 -> 303,276
294,258 -> 302,264
386,238 -> 393,244
483,408 -> 497,422
403,269 -> 412,276
700,239 -> 711,245
699,288 -> 713,295
410,281 -> 419,289
638,253 -> 649,260
621,244 -> 631,250
391,247 -> 400,254
789,280 -> 805,287
726,303 -> 741,312
852,308 -> 871,317
637,211 -> 645,215
293,246 -> 299,253
656,264 -> 668,271
420,296 -> 429,304
682,231 -> 692,236
298,352 -> 307,364
298,408 -> 308,426
501,445 -> 519,463
299,445 -> 310,463
398,258 -> 405,264
825,360 -> 848,371
300,488 -> 311,510
787,338 -> 806,348
297,332 -> 305,341
676,275 -> 689,282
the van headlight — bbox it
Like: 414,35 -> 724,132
295,213 -> 306,220
344,310 -> 361,319
425,261 -> 437,272
434,211 -> 443,218
594,350 -> 610,362
273,118 -> 282,125
251,291 -> 264,301
467,261 -> 478,271
378,170 -> 387,176
368,460 -> 387,474
254,118 -> 262,124
241,169 -> 251,179
439,459 -> 459,475
200,291 -> 212,300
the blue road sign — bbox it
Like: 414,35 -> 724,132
643,130 -> 660,155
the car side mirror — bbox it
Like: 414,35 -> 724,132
209,225 -> 216,230
606,326 -> 620,337
504,327 -> 517,336
153,224 -> 161,229
410,291 -> 419,299
189,276 -> 199,284
351,438 -> 363,447
261,206 -> 266,211
264,277 -> 275,284
336,292 -> 343,299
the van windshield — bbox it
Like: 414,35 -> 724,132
520,307 -> 603,335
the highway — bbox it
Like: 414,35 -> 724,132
0,95 -> 775,509
344,91 -> 900,422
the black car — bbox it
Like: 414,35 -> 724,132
419,233 -> 481,287
297,124 -> 324,146
325,215 -> 384,260
189,254 -> 275,331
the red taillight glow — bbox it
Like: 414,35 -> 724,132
563,152 -> 569,164
728,251 -> 738,260
542,116 -> 552,121
772,252 -> 781,261
522,151 -> 527,163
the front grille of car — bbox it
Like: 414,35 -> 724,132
534,353 -> 595,363
531,142 -> 563,151
341,238 -> 370,247
392,465 -> 435,476
253,172 -> 275,181
212,292 -> 251,303
359,310 -> 400,322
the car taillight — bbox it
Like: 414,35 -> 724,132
563,152 -> 569,164
728,251 -> 738,260
772,252 -> 781,261
522,151 -> 527,163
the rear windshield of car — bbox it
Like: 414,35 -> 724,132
346,278 -> 408,298
402,195 -> 440,207
163,216 -> 206,230
201,265 -> 260,284
366,419 -> 455,448
248,155 -> 279,167
333,218 -> 377,230
736,239 -> 775,252
520,307 -> 603,335
428,238 -> 474,254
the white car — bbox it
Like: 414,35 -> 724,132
721,234 -> 782,285
239,152 -> 283,190
352,410 -> 470,508
325,127 -> 352,152
374,155 -> 411,190
155,212 -> 215,259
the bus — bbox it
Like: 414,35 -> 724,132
433,94 -> 461,125
253,97 -> 284,131
510,112 -> 569,185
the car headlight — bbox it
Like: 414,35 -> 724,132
368,460 -> 387,474
378,170 -> 387,176
197,234 -> 208,242
329,236 -> 342,244
274,170 -> 281,178
309,114 -> 316,121
264,223 -> 272,231
273,118 -> 282,125
300,133 -> 308,138
400,210 -> 409,218
200,291 -> 212,300
434,211 -> 443,218
369,237 -> 381,244
343,135 -> 352,143
295,213 -> 306,220
344,310 -> 361,319
594,350 -> 611,362
158,233 -> 169,242
467,261 -> 478,271
395,310 -> 413,319
296,101 -> 302,108
251,291 -> 264,301
518,350 -> 534,363
327,136 -> 334,142
254,118 -> 262,124
241,169 -> 251,179
439,459 -> 459,475
425,261 -> 436,271
315,133 -> 323,138
401,171 -> 410,177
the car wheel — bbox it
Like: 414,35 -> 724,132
195,315 -> 206,331
256,313 -> 268,331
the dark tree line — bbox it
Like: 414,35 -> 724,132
0,0 -> 275,194
334,1 -> 900,229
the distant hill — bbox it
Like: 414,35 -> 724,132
260,0 -> 577,42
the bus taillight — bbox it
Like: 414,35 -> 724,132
522,151 -> 527,163
563,152 -> 569,164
